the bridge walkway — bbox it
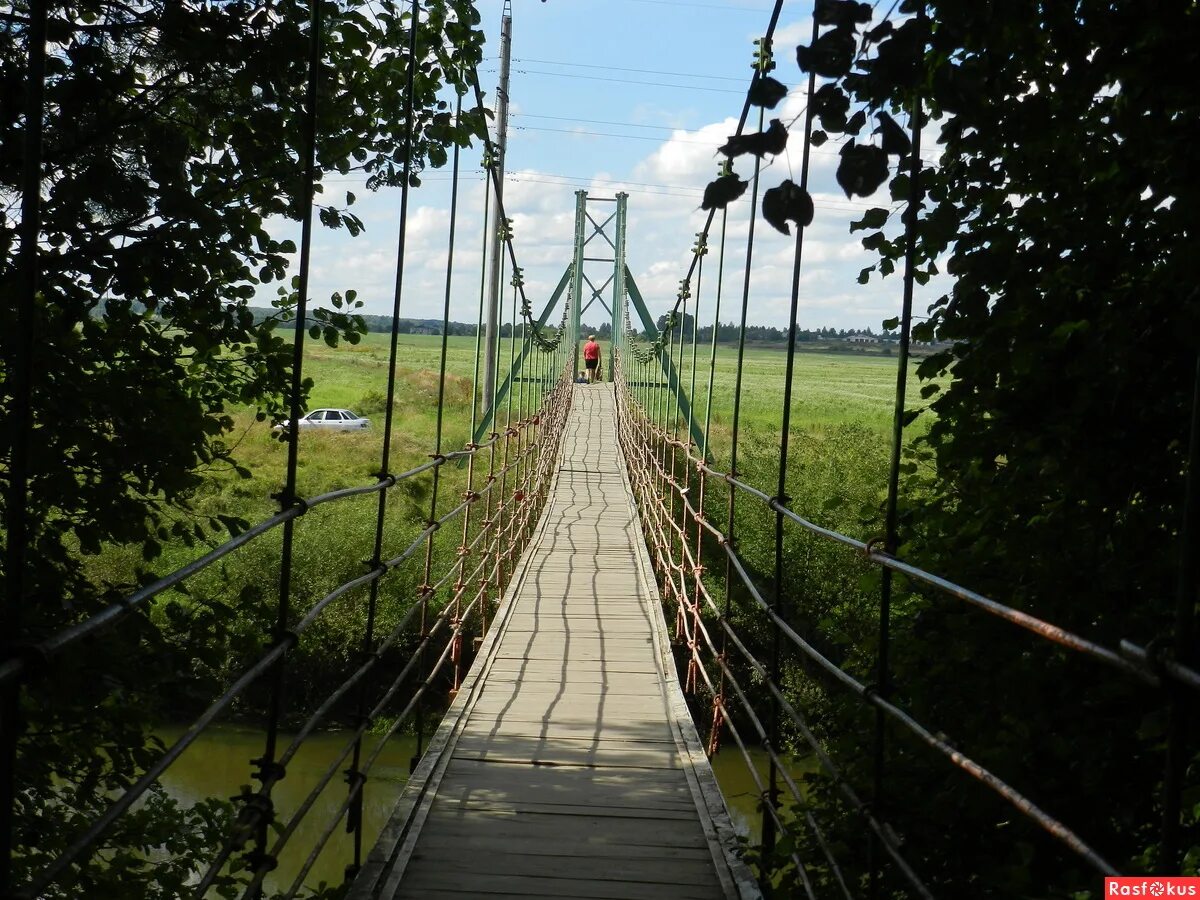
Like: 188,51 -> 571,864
349,384 -> 757,900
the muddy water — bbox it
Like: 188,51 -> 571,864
160,725 -> 804,893
158,726 -> 416,894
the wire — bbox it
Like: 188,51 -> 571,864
510,68 -> 747,95
617,0 -> 775,10
513,112 -> 703,132
512,56 -> 747,83
515,124 -> 714,145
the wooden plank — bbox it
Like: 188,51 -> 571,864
349,386 -> 757,900
405,846 -> 719,885
435,757 -> 695,797
452,715 -> 677,743
409,807 -> 712,849
394,870 -> 723,900
412,833 -> 714,862
484,657 -> 662,675
449,739 -> 683,770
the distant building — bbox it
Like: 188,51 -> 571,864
846,333 -> 879,344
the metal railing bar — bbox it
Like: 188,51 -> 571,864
707,531 -> 1119,875
19,640 -> 289,900
0,439 -> 514,690
0,507 -> 298,687
303,475 -> 396,510
295,566 -> 388,634
239,596 -> 472,899
282,626 -> 463,900
1120,640 -> 1200,692
644,426 -> 1166,689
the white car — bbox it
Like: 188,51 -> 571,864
273,408 -> 371,433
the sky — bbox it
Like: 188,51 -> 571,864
299,0 -> 937,333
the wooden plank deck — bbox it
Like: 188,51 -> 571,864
349,384 -> 759,900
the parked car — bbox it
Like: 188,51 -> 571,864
273,408 -> 371,433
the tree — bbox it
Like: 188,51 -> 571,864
781,0 -> 1200,894
0,0 -> 486,894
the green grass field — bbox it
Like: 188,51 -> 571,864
90,332 -> 916,581
85,332 -> 919,711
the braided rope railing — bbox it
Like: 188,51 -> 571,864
609,0 -> 1200,894
1,0 -> 580,894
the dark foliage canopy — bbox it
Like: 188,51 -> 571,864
775,0 -> 1200,894
0,0 -> 486,894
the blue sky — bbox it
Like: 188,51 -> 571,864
302,0 -> 935,332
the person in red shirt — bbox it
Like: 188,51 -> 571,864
583,335 -> 602,383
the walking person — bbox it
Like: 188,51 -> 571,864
583,335 -> 602,383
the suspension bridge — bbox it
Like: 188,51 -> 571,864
4,0 -> 1199,898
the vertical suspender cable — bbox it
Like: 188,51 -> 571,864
365,0 -> 422,773
688,247 -> 703,450
768,16 -> 819,861
703,207 -> 728,459
1,0 -> 47,890
499,277 -> 517,584
252,0 -> 323,887
873,8 -> 926,893
462,162 -> 490,642
728,102 -> 766,847
669,284 -> 686,618
705,210 -> 729,756
474,168 -> 492,426
419,89 -> 464,708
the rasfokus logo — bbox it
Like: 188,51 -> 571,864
1106,878 -> 1200,896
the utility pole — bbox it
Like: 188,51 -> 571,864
481,0 -> 512,415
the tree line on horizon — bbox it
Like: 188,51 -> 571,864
251,307 -> 892,343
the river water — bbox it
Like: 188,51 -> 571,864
160,725 -> 799,893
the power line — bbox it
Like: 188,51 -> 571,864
514,112 -> 704,133
506,170 -> 884,214
615,0 -> 775,11
509,68 -> 747,95
512,122 -> 941,163
515,125 -> 714,145
512,57 -> 747,83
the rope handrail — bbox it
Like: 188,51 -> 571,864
616,360 -> 1123,884
0,434 -> 509,690
604,0 -> 1168,868
617,382 -> 933,897
4,0 -> 583,890
16,370 -> 572,899
632,414 -> 1184,692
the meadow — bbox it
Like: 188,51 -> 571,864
85,331 -> 920,719
122,331 -> 914,538
79,330 -> 920,892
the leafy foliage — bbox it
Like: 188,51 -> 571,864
776,0 -> 1200,894
0,0 -> 486,893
